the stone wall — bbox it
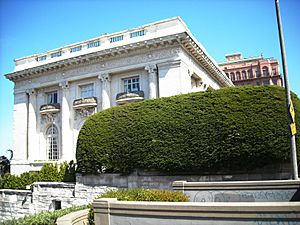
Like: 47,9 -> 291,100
76,163 -> 291,190
0,182 -> 111,222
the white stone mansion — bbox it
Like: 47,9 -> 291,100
5,17 -> 233,175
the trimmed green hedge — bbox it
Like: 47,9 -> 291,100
0,161 -> 75,190
76,86 -> 300,174
0,205 -> 88,225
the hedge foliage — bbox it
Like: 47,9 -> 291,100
0,161 -> 75,190
76,86 -> 300,174
0,205 -> 87,225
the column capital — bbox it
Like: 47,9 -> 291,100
98,73 -> 111,82
26,88 -> 37,96
145,64 -> 157,74
59,81 -> 69,89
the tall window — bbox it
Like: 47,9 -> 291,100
46,125 -> 59,160
47,91 -> 58,104
230,72 -> 235,81
272,67 -> 277,75
256,68 -> 261,78
236,72 -> 241,80
242,71 -> 247,80
248,69 -> 253,79
262,66 -> 269,77
124,77 -> 140,92
80,84 -> 94,98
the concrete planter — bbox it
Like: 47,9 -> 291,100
93,198 -> 300,225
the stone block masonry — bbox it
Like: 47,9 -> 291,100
0,182 -> 112,222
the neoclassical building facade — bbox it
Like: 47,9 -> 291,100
219,52 -> 283,86
6,17 -> 233,175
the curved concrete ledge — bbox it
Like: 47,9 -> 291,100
173,180 -> 300,190
93,198 -> 300,225
56,209 -> 89,225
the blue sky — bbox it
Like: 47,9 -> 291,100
0,0 -> 299,157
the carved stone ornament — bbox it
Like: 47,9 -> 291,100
116,91 -> 144,105
41,112 -> 58,125
145,64 -> 157,74
74,108 -> 95,120
98,73 -> 111,82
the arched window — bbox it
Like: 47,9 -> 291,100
230,72 -> 235,81
46,125 -> 59,160
242,70 -> 247,80
262,66 -> 269,77
236,72 -> 241,80
248,69 -> 253,79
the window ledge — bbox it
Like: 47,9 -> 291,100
40,104 -> 61,114
116,91 -> 144,105
73,97 -> 98,109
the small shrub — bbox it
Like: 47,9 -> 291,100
0,161 -> 75,190
0,205 -> 88,225
99,188 -> 189,202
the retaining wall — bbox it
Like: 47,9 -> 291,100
76,163 -> 291,190
93,198 -> 300,225
0,182 -> 110,222
173,180 -> 300,202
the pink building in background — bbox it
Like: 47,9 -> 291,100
219,53 -> 283,87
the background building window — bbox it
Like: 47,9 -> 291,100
256,68 -> 261,77
262,66 -> 269,77
236,72 -> 241,80
230,72 -> 235,81
47,91 -> 58,104
248,69 -> 253,79
272,67 -> 277,75
124,77 -> 140,92
80,84 -> 94,98
242,70 -> 247,80
46,125 -> 59,160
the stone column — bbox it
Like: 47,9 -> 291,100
59,81 -> 71,161
27,88 -> 37,162
98,73 -> 111,110
145,64 -> 158,99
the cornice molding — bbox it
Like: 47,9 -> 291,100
6,32 -> 233,87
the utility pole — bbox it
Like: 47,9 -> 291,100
275,0 -> 298,180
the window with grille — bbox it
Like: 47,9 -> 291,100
70,46 -> 82,52
46,125 -> 59,160
130,30 -> 145,38
80,84 -> 94,98
124,77 -> 140,92
50,51 -> 62,58
110,35 -> 123,43
47,91 -> 58,104
87,41 -> 100,48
